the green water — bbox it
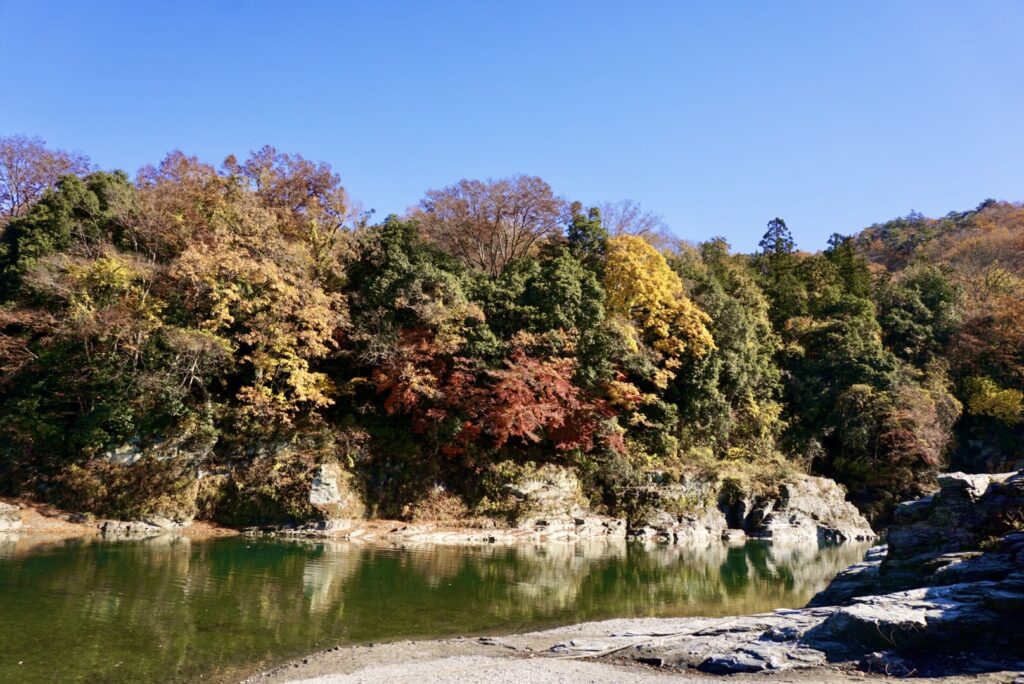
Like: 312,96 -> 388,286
0,535 -> 868,683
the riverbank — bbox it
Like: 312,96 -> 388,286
245,616 -> 1021,684
0,497 -> 239,546
247,471 -> 1024,683
0,466 -> 875,547
3,471 -> 1021,683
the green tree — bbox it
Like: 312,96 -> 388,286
0,171 -> 135,300
875,264 -> 961,366
669,238 -> 783,457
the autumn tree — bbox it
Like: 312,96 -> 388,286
831,372 -> 960,521
0,135 -> 91,228
226,146 -> 358,284
413,175 -> 565,277
597,199 -> 671,245
603,235 -> 713,377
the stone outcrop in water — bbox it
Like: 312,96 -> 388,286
100,517 -> 186,539
743,475 -> 875,543
627,473 -> 874,544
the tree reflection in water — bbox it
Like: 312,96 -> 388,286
0,536 -> 868,684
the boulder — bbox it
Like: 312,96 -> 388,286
626,472 -> 873,545
101,440 -> 144,465
100,519 -> 175,539
308,462 -> 365,521
745,475 -> 875,543
624,474 -> 728,543
0,502 -> 22,531
888,471 -> 1017,561
628,508 -> 729,544
805,580 -> 1019,658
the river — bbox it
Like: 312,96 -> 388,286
0,535 -> 868,683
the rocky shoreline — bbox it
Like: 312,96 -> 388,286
245,616 -> 1021,684
247,470 -> 1024,683
241,471 -> 875,547
1,469 -> 876,548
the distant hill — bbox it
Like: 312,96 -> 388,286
854,200 -> 1024,276
853,200 -> 1024,475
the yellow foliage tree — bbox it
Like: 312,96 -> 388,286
603,235 -> 714,376
963,376 -> 1023,424
170,190 -> 346,429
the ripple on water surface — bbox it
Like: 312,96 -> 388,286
0,535 -> 869,683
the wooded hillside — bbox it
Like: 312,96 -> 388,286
1,135 -> 1020,525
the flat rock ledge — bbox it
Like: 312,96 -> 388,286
534,552 -> 1023,677
99,516 -> 188,539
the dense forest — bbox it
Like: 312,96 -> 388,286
1,135 -> 1021,526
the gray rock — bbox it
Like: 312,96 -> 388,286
100,519 -> 169,539
626,473 -> 873,546
101,440 -> 144,465
308,462 -> 365,521
601,567 -> 1023,675
804,593 -> 932,655
697,651 -> 772,674
888,471 -> 1018,562
0,502 -> 21,531
798,468 -> 1024,673
745,475 -> 875,543
627,507 -> 728,544
812,468 -> 1024,607
503,464 -> 587,523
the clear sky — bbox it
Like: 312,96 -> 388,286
1,1 -> 1021,251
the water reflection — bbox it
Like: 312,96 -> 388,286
0,536 -> 868,684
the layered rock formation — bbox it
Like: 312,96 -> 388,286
249,466 -> 876,545
744,476 -> 875,542
627,473 -> 874,544
811,470 -> 1024,605
308,463 -> 365,521
99,517 -> 185,539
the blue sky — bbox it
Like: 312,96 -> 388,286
1,1 -> 1021,251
